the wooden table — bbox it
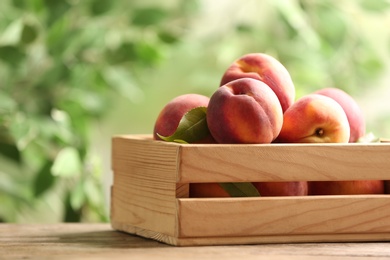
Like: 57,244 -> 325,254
1,224 -> 389,259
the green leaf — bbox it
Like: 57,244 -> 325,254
158,30 -> 180,44
43,0 -> 71,26
12,0 -> 27,9
0,45 -> 25,67
0,169 -> 31,204
70,180 -> 86,210
105,42 -> 138,64
0,19 -> 23,46
33,160 -> 56,197
51,147 -> 81,177
236,23 -> 254,33
0,92 -> 17,113
172,139 -> 189,144
219,182 -> 261,197
89,0 -> 113,16
21,22 -> 38,45
157,106 -> 210,143
0,133 -> 21,163
135,41 -> 164,66
45,16 -> 70,55
84,179 -> 102,206
132,7 -> 168,27
64,192 -> 82,222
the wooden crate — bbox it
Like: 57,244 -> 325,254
110,134 -> 390,246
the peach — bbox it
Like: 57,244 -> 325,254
252,181 -> 308,196
309,180 -> 384,195
276,94 -> 350,143
220,53 -> 295,112
153,93 -> 214,143
314,87 -> 366,143
189,183 -> 230,198
207,78 -> 283,144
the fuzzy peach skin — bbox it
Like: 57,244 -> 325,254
189,183 -> 231,198
309,180 -> 384,195
153,93 -> 214,142
207,78 -> 283,144
252,181 -> 308,196
314,87 -> 366,143
220,53 -> 295,112
275,94 -> 350,143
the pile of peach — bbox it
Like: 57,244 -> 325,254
153,52 -> 388,197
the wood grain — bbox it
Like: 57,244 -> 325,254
1,224 -> 390,259
178,143 -> 390,182
111,136 -> 180,237
177,195 -> 390,238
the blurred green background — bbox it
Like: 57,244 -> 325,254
1,0 -> 390,223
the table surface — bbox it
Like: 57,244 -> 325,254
1,223 -> 390,260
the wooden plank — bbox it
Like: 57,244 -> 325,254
178,143 -> 390,182
111,136 -> 180,237
2,224 -> 390,258
173,232 -> 390,246
112,222 -> 390,247
111,135 -> 179,174
177,195 -> 390,238
111,172 -> 176,236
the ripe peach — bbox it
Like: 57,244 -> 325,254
153,93 -> 214,142
252,181 -> 308,196
189,183 -> 230,198
220,53 -> 295,112
207,78 -> 283,144
314,87 -> 366,143
276,94 -> 350,143
308,180 -> 385,195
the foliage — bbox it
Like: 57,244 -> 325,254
197,1 -> 390,97
0,0 -> 198,222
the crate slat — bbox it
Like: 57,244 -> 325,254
177,196 -> 390,237
178,143 -> 390,182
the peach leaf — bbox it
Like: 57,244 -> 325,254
219,182 -> 261,197
157,106 -> 210,143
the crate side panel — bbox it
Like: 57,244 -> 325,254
111,222 -> 181,246
112,136 -> 179,174
111,136 -> 179,237
177,196 -> 390,238
179,144 -> 390,182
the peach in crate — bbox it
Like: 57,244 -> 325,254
110,135 -> 390,246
